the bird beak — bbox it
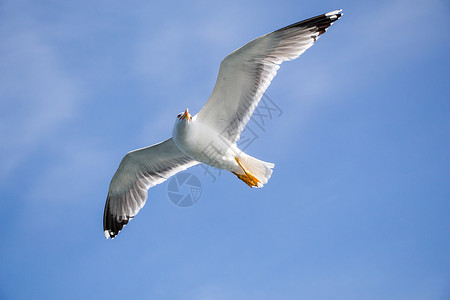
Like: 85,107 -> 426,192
181,108 -> 192,122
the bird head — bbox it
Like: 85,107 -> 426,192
176,108 -> 192,123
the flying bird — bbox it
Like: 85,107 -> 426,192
103,10 -> 343,239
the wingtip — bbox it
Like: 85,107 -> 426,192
326,9 -> 343,17
326,9 -> 343,21
103,195 -> 133,240
104,227 -> 121,239
103,217 -> 130,240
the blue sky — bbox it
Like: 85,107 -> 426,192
1,0 -> 449,299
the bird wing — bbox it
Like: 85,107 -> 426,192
103,138 -> 199,239
195,10 -> 342,142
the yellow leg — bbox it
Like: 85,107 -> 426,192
232,157 -> 260,188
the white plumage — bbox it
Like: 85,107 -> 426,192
104,10 -> 342,239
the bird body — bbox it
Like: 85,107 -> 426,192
172,110 -> 270,181
172,112 -> 239,172
103,10 -> 343,239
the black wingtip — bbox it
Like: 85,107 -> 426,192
277,9 -> 343,36
103,196 -> 132,239
314,10 -> 343,37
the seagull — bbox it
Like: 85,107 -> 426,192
103,10 -> 343,239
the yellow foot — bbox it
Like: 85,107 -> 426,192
232,157 -> 260,188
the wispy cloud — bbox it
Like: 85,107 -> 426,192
26,137 -> 113,204
0,24 -> 82,183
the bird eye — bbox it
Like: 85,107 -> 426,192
177,113 -> 182,118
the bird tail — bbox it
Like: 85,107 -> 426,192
232,155 -> 274,188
